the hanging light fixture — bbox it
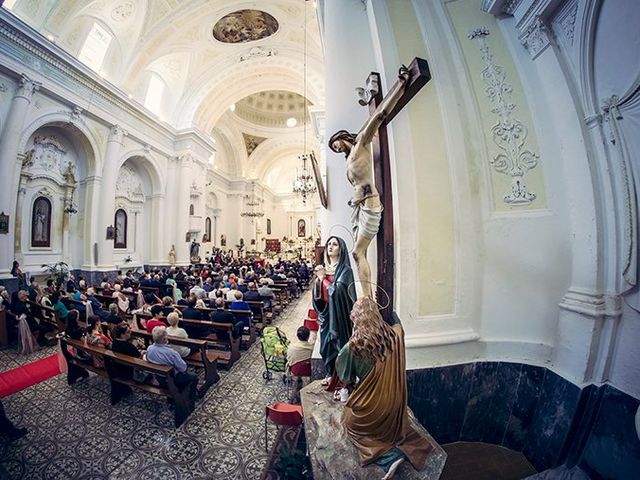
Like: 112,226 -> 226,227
292,0 -> 316,205
241,181 -> 265,219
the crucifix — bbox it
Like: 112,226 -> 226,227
328,57 -> 431,323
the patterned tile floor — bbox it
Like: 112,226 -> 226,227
0,291 -> 313,480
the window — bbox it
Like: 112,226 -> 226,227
114,209 -> 127,249
189,204 -> 195,216
144,73 -> 165,115
78,23 -> 112,72
31,197 -> 51,247
205,217 -> 211,242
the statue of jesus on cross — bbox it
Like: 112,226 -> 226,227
328,65 -> 411,300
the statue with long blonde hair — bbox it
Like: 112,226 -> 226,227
336,297 -> 434,479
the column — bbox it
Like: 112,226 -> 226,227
0,74 -> 40,277
163,157 -> 179,262
96,125 -> 127,270
323,1 -> 376,242
148,193 -> 164,265
176,154 -> 192,265
82,176 -> 102,269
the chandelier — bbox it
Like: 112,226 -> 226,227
292,0 -> 317,205
293,153 -> 316,204
241,182 -> 264,218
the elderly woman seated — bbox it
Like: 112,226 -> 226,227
111,284 -> 130,314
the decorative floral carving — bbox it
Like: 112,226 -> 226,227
115,165 -> 145,203
111,2 -> 135,22
190,181 -> 203,197
469,27 -> 539,205
519,17 -> 550,59
239,46 -> 277,62
556,2 -> 578,47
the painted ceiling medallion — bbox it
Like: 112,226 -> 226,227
212,10 -> 279,44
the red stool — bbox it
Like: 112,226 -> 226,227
304,318 -> 319,331
265,402 -> 304,451
307,309 -> 318,320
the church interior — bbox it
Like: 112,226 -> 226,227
0,0 -> 639,479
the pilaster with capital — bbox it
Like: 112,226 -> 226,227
176,154 -> 193,264
96,125 -> 128,269
0,74 -> 41,276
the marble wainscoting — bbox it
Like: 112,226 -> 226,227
407,362 -> 640,479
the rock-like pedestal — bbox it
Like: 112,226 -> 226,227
301,380 -> 447,479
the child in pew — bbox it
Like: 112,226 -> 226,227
166,312 -> 191,358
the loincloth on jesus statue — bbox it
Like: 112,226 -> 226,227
351,201 -> 383,241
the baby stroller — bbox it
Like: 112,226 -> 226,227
260,326 -> 289,380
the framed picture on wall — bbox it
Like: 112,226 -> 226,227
267,218 -> 271,235
298,219 -> 306,237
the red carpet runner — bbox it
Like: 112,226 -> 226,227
0,354 -> 61,398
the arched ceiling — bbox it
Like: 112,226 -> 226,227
7,0 -> 325,185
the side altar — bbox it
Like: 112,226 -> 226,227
300,381 -> 447,479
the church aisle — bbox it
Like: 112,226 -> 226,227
0,291 -> 313,480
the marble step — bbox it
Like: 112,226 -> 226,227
301,380 -> 447,479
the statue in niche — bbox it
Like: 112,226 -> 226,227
328,65 -> 410,299
168,245 -> 176,266
190,239 -> 200,263
335,297 -> 434,479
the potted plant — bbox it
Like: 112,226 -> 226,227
41,261 -> 70,284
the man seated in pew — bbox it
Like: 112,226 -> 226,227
104,303 -> 122,325
166,312 -> 191,358
111,323 -> 144,389
146,326 -> 198,404
230,291 -> 252,331
161,296 -> 180,317
258,279 -> 275,310
86,288 -> 109,321
100,276 -> 110,290
211,298 -> 243,341
144,305 -> 167,334
244,282 -> 261,302
132,293 -> 157,316
181,296 -> 208,338
237,278 -> 248,294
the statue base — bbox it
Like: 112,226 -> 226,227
190,256 -> 201,264
300,380 -> 447,479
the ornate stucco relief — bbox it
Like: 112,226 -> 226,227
469,27 -> 539,205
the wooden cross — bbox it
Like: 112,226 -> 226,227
365,57 -> 431,323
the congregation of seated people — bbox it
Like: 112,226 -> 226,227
0,254 -> 314,411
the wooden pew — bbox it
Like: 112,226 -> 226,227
28,300 -> 62,331
228,308 -> 256,348
129,329 -> 220,395
58,335 -> 194,427
0,309 -> 8,349
133,313 -> 240,370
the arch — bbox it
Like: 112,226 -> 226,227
116,149 -> 165,196
31,196 -> 52,247
114,208 -> 127,249
189,204 -> 195,216
19,109 -> 102,177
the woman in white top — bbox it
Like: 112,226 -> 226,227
111,284 -> 130,313
166,312 -> 191,358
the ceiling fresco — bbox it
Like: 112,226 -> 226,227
212,9 -> 279,44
